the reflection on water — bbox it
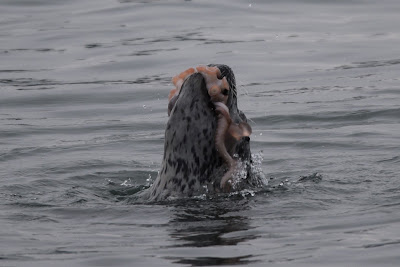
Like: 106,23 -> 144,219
170,255 -> 258,266
169,199 -> 254,247
166,198 -> 259,265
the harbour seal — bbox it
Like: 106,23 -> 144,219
147,64 -> 255,201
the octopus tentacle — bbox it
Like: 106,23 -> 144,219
214,102 -> 252,190
214,103 -> 236,191
194,67 -> 251,190
196,65 -> 230,104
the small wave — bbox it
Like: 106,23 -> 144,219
376,156 -> 400,163
1,48 -> 65,54
334,58 -> 400,70
298,172 -> 323,183
0,75 -> 171,90
0,69 -> 49,73
231,152 -> 268,190
362,240 -> 400,249
252,108 -> 400,126
124,48 -> 179,57
5,212 -> 58,223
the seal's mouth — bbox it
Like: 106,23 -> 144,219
167,64 -> 252,191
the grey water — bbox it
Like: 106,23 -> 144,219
1,0 -> 400,266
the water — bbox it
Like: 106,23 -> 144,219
1,0 -> 400,266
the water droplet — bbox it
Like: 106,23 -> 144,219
146,174 -> 152,182
121,178 -> 132,186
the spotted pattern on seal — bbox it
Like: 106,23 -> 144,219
147,64 -> 252,200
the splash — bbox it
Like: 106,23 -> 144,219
230,151 -> 268,190
134,152 -> 267,203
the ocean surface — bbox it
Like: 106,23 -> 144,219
1,0 -> 400,266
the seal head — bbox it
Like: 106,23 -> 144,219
147,64 -> 252,201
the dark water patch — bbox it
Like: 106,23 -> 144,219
0,78 -> 55,87
161,197 -> 258,251
306,95 -> 373,104
120,37 -> 145,45
255,140 -> 367,150
250,85 -> 377,99
52,248 -> 81,255
298,172 -> 322,183
5,213 -> 58,223
0,69 -> 50,73
249,86 -> 333,97
241,80 -> 299,88
1,75 -> 170,89
138,31 -> 260,47
352,73 -> 376,79
2,117 -> 23,121
169,254 -> 260,266
1,48 -> 65,54
6,201 -> 56,209
376,156 -> 399,163
0,255 -> 33,262
376,88 -> 400,95
203,39 -> 247,45
334,58 -> 400,70
0,146 -> 63,162
252,108 -> 400,127
85,43 -> 102,49
126,48 -> 179,56
69,168 -> 151,182
36,48 -> 65,53
379,201 -> 400,209
0,91 -> 163,109
345,131 -> 385,138
144,32 -> 207,44
363,240 -> 400,249
17,86 -> 55,91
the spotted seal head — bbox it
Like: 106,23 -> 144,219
147,64 -> 254,201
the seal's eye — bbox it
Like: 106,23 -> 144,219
222,89 -> 229,96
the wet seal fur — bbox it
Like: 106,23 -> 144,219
146,64 -> 254,201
